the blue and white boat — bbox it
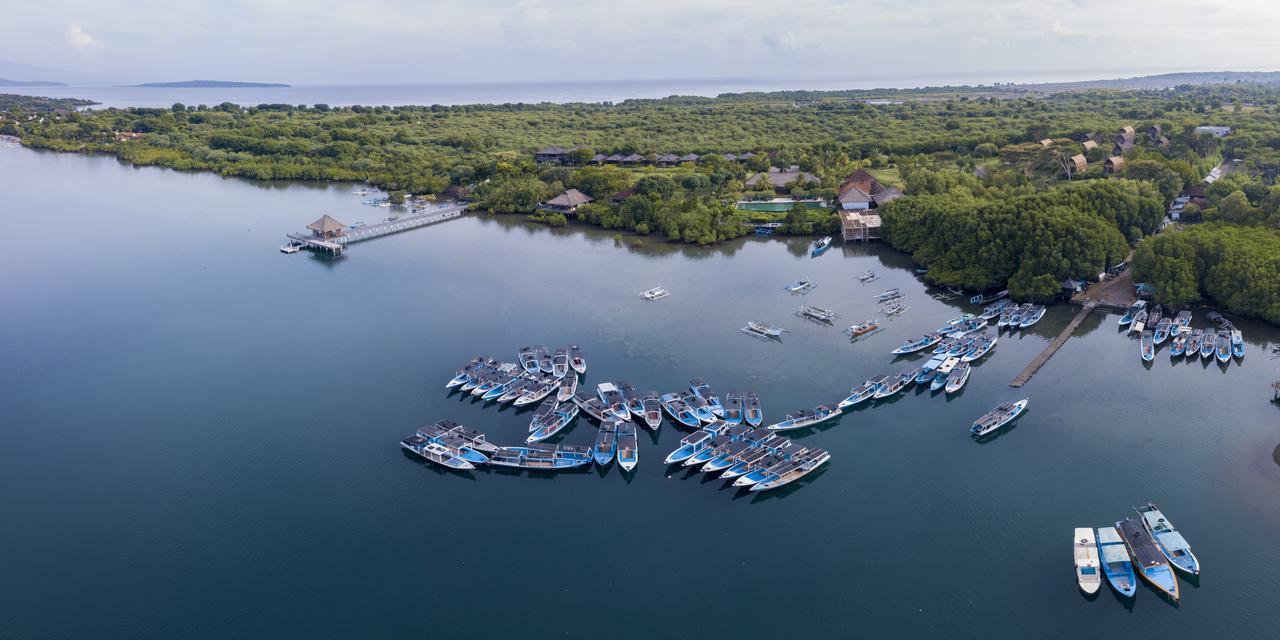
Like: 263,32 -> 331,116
1140,330 -> 1155,362
961,333 -> 996,362
639,391 -> 664,430
978,300 -> 1009,321
620,381 -> 644,417
1153,317 -> 1172,345
1118,300 -> 1146,326
721,444 -> 775,480
1019,305 -> 1046,328
681,389 -> 716,423
1136,504 -> 1199,575
1074,528 -> 1102,595
891,333 -> 944,355
936,314 -> 976,335
527,403 -> 579,443
1096,526 -> 1137,598
531,345 -> 550,374
685,434 -> 733,467
873,372 -> 912,399
596,382 -> 631,420
743,391 -> 763,426
401,435 -> 475,470
551,348 -> 569,379
785,279 -> 816,294
568,344 -> 587,375
592,418 -> 620,466
446,357 -> 492,389
1231,329 -> 1245,359
1199,330 -> 1216,359
616,422 -> 639,472
664,430 -> 713,464
930,357 -> 960,391
944,361 -> 971,394
518,346 -> 540,374
1215,330 -> 1232,364
838,375 -> 885,410
701,440 -> 753,474
572,390 -> 610,422
750,449 -> 831,492
1169,329 -> 1188,357
970,398 -> 1028,437
915,356 -> 946,385
810,236 -> 832,257
1118,517 -> 1179,600
1184,329 -> 1203,359
690,377 -> 725,417
416,420 -> 498,461
766,405 -> 838,431
723,391 -> 744,425
660,392 -> 701,428
527,397 -> 559,432
488,443 -> 593,470
514,377 -> 558,407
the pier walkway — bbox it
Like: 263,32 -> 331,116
285,204 -> 466,255
1009,301 -> 1097,388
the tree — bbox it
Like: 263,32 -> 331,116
633,175 -> 677,200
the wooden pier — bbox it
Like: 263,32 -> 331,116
1009,301 -> 1097,388
285,205 -> 466,255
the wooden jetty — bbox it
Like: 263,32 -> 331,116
284,205 -> 466,255
1009,301 -> 1097,388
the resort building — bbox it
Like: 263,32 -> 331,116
836,169 -> 903,210
1082,140 -> 1098,151
540,189 -> 593,214
839,210 -> 882,242
535,146 -> 573,164
1105,156 -> 1126,174
1113,138 -> 1134,155
1070,154 -> 1088,173
1039,138 -> 1054,147
745,166 -> 820,193
307,214 -> 347,241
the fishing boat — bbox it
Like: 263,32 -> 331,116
639,391 -> 663,430
936,314 -> 977,335
568,344 -> 587,375
660,392 -> 701,428
518,346 -> 540,374
1175,309 -> 1192,328
1147,304 -> 1164,328
481,369 -> 519,401
785,279 -> 816,294
1005,303 -> 1030,329
838,375 -> 886,410
744,391 -> 763,427
446,356 -> 492,389
592,418 -> 620,466
527,398 -> 559,432
572,391 -> 610,422
997,306 -> 1014,328
1136,504 -> 1199,575
891,333 -> 943,355
1118,300 -> 1146,326
944,362 -> 971,394
664,430 -> 713,464
750,449 -> 831,492
873,372 -> 912,399
418,420 -> 498,455
681,389 -> 716,423
961,333 -> 997,363
1140,330 -> 1155,362
1206,310 -> 1228,330
970,290 -> 1009,306
685,434 -> 733,468
1096,526 -> 1137,598
874,287 -> 902,303
810,236 -> 832,257
551,348 -> 569,379
689,377 -> 724,417
514,377 -> 559,407
527,403 -> 580,443
767,405 -> 838,431
537,347 -> 554,374
979,300 -> 1009,321
1129,308 -> 1148,334
1153,317 -> 1172,345
493,376 -> 531,403
1215,330 -> 1232,364
845,320 -> 882,341
1231,329 -> 1245,359
639,286 -> 670,301
1184,329 -> 1203,358
880,302 -> 910,317
858,270 -> 878,282
1074,528 -> 1102,594
488,443 -> 593,470
619,381 -> 644,417
742,321 -> 785,339
1019,305 -> 1046,329
556,373 -> 578,403
915,355 -> 946,385
1118,517 -> 1180,600
723,391 -> 744,425
1169,329 -> 1188,357
721,444 -> 776,480
702,440 -> 753,474
932,337 -> 959,356
617,422 -> 638,471
970,398 -> 1029,437
797,305 -> 839,324
930,357 -> 960,391
596,382 -> 631,420
1199,330 -> 1217,360
401,435 -> 475,470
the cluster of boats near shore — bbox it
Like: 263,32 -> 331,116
1120,302 -> 1246,366
1074,504 -> 1199,602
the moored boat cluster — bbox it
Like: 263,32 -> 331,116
1120,302 -> 1245,367
1074,504 -> 1199,603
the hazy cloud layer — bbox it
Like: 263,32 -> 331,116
4,0 -> 1280,84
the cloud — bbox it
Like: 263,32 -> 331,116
66,24 -> 98,50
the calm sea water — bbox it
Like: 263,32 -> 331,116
2,146 -> 1280,639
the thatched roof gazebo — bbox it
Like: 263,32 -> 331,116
307,214 -> 347,240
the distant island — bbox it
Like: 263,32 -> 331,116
0,78 -> 68,87
132,80 -> 290,88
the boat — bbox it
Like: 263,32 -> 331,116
1153,317 -> 1172,345
858,270 -> 878,282
970,398 -> 1029,437
568,344 -> 587,375
680,389 -> 716,423
556,373 -> 578,403
915,355 -> 946,385
640,391 -> 663,430
766,405 -> 838,431
488,443 -> 593,470
1019,305 -> 1046,329
944,362 -> 971,394
551,348 -> 569,379
689,377 -> 724,417
513,377 -> 558,407
518,346 -> 539,374
891,333 -> 943,355
1147,304 -> 1164,328
1231,329 -> 1245,359
684,434 -> 733,468
930,357 -> 960,391
845,319 -> 882,341
1005,303 -> 1031,329
446,357 -> 492,389
873,372 -> 912,399
459,363 -> 493,391
664,430 -> 713,464
572,391 -> 610,422
592,418 -> 619,466
1207,310 -> 1228,330
838,375 -> 886,410
1169,329 -> 1188,357
874,288 -> 902,303
721,444 -> 777,480
1215,330 -> 1232,364
1136,503 -> 1199,575
979,300 -> 1009,321
743,391 -> 763,426
797,305 -> 838,323
473,362 -> 519,397
997,306 -> 1014,328
640,286 -> 670,301
659,392 -> 701,428
401,435 -> 475,470
961,333 -> 997,363
880,302 -> 909,317
932,337 -> 959,356
1119,300 -> 1146,326
785,279 -> 816,295
1175,309 -> 1192,328
971,290 -> 1009,306
723,390 -> 744,425
810,236 -> 832,257
1129,308 -> 1148,334
742,321 -> 785,339
527,403 -> 580,443
620,381 -> 644,417
1140,330 -> 1155,362
1199,330 -> 1216,359
1117,517 -> 1180,600
1184,329 -> 1203,358
494,376 -> 532,403
280,241 -> 303,253
750,449 -> 831,492
1074,528 -> 1102,594
617,422 -> 638,471
537,346 -> 554,374
480,369 -> 519,401
596,382 -> 631,420
1096,526 -> 1137,598
527,398 -> 559,432
936,314 -> 976,335
702,440 -> 753,474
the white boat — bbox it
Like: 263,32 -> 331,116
943,362 -> 971,394
742,321 -> 785,339
1074,527 -> 1102,594
640,286 -> 670,301
279,242 -> 302,253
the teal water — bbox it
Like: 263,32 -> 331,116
2,146 -> 1280,638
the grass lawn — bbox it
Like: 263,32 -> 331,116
867,167 -> 902,188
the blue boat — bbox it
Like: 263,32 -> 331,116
970,399 -> 1028,437
1169,329 -> 1187,357
416,420 -> 497,464
616,422 -> 638,472
749,449 -> 831,492
596,382 -> 631,420
1118,300 -> 1146,326
723,391 -> 744,425
929,357 -> 960,391
680,389 -> 716,423
936,314 -> 976,335
1140,330 -> 1155,362
873,372 -> 912,399
1215,330 -> 1232,364
721,444 -> 775,480
664,430 -> 713,464
684,434 -> 732,467
527,403 -> 579,443
660,392 -> 701,428
1136,503 -> 1199,575
1199,330 -> 1216,359
1153,318 -> 1172,345
1019,305 -> 1046,329
1096,526 -> 1137,598
810,236 -> 832,257
915,356 -> 945,384
891,333 -> 943,355
619,381 -> 644,417
743,391 -> 763,427
838,375 -> 885,410
689,377 -> 725,417
702,440 -> 753,473
766,405 -> 838,431
592,418 -> 620,466
1118,517 -> 1180,600
960,333 -> 996,362
488,443 -> 593,470
1231,329 -> 1245,359
401,435 -> 475,470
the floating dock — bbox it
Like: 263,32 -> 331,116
284,205 -> 466,255
1009,301 -> 1096,388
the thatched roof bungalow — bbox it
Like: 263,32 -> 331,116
540,188 -> 593,213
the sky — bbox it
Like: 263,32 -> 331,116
3,0 -> 1280,85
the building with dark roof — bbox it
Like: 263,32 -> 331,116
744,166 -> 819,192
539,189 -> 593,214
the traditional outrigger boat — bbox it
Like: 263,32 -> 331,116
838,375 -> 886,410
742,321 -> 785,339
858,269 -> 878,282
639,286 -> 670,301
874,288 -> 903,303
970,398 -> 1029,437
1074,528 -> 1102,595
845,319 -> 882,340
797,305 -> 839,324
785,279 -> 816,295
970,290 -> 1009,306
766,405 -> 838,431
1118,517 -> 1179,600
1096,526 -> 1137,598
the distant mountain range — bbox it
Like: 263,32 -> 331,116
132,80 -> 290,88
0,78 -> 68,87
1013,71 -> 1280,90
